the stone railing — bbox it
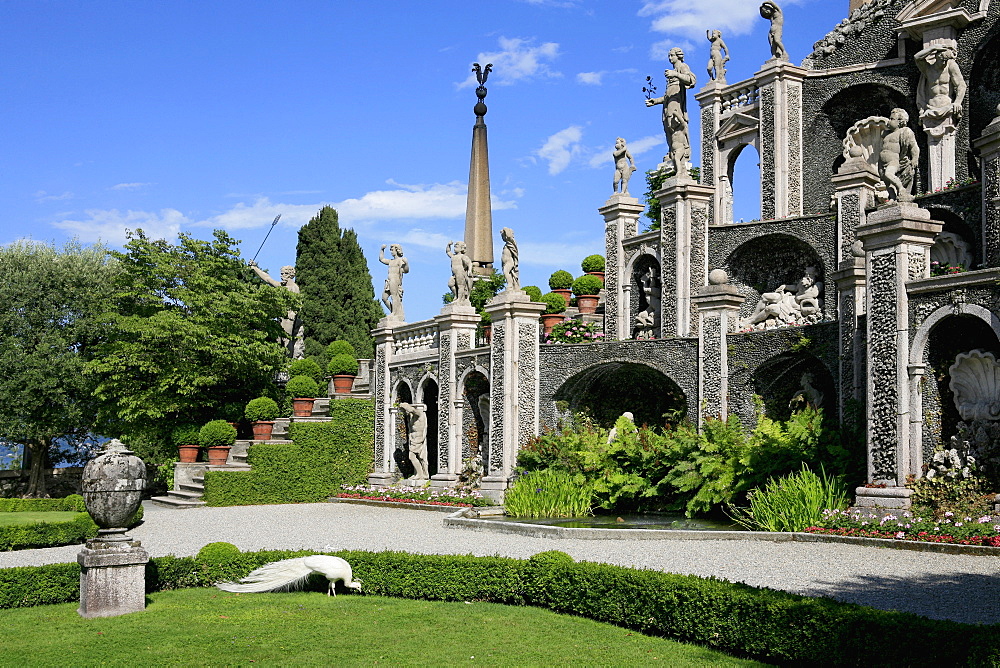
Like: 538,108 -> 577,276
392,321 -> 440,356
720,81 -> 759,114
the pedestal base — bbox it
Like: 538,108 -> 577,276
479,476 -> 511,504
430,474 -> 459,488
852,486 -> 913,511
367,472 -> 395,488
78,539 -> 149,618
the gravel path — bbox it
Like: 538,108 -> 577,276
3,501 -> 998,625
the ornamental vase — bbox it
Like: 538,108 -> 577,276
81,440 -> 146,538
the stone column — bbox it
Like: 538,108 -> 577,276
696,80 -> 725,223
831,161 -> 882,263
829,254 -> 867,422
600,194 -> 644,341
369,320 -> 397,487
481,291 -> 545,501
692,270 -> 745,427
756,61 -> 806,220
431,303 -> 481,487
856,203 -> 942,492
656,178 -> 714,338
78,540 -> 149,618
973,111 -> 1000,268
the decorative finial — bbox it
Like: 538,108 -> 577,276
472,62 -> 493,118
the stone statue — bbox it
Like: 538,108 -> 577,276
744,266 -> 822,330
719,175 -> 734,224
446,241 -> 474,305
878,108 -> 919,203
612,137 -> 637,195
789,372 -> 824,411
379,243 -> 409,320
760,2 -> 788,62
645,47 -> 696,178
248,261 -> 305,359
915,44 -> 966,131
398,402 -> 430,480
633,265 -> 661,340
706,30 -> 730,84
607,412 -> 637,444
500,227 -> 520,291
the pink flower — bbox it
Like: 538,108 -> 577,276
895,532 -> 905,539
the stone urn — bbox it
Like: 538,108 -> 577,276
81,440 -> 146,542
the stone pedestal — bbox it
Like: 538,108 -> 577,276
695,80 -> 726,222
973,114 -> 1000,269
369,321 -> 397,487
856,203 -> 942,491
832,162 -> 882,263
431,302 -> 482,486
655,178 -> 714,338
756,61 -> 806,220
599,194 -> 644,341
692,274 -> 745,426
481,291 -> 545,499
925,122 -> 957,192
78,539 -> 149,618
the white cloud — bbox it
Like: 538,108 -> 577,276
457,37 -> 561,87
536,126 -> 584,175
587,135 -> 663,168
52,208 -> 185,245
650,39 -> 695,61
109,182 -> 152,191
577,71 -> 604,85
639,0 -> 807,44
34,190 -> 74,202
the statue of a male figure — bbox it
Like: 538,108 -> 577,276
379,243 -> 409,320
398,402 -> 429,480
915,44 -> 967,131
706,30 -> 730,84
760,2 -> 788,62
612,137 -> 637,195
879,108 -> 919,203
446,241 -> 474,305
248,261 -> 305,358
645,47 -> 696,177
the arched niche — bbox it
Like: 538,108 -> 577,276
460,368 -> 490,464
629,254 -> 661,340
970,29 -> 1000,157
418,377 -> 439,478
728,143 -> 762,224
392,381 -> 414,476
552,361 -> 687,429
924,206 -> 978,270
752,352 -> 835,422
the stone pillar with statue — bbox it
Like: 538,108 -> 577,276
692,270 -> 745,427
369,322 -> 397,487
601,154 -> 645,341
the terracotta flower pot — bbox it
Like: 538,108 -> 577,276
207,445 -> 231,466
252,421 -> 275,441
541,314 -> 565,336
576,295 -> 599,314
292,397 -> 316,417
332,375 -> 356,394
482,324 -> 492,344
586,271 -> 605,283
552,288 -> 571,307
177,444 -> 200,463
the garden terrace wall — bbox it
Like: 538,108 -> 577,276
0,468 -> 83,498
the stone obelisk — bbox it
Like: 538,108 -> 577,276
464,62 -> 495,275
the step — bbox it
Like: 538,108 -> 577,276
149,495 -> 206,509
167,489 -> 204,500
178,482 -> 204,493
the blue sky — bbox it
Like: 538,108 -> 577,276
1,0 -> 852,324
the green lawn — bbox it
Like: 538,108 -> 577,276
0,511 -> 80,526
0,588 -> 769,666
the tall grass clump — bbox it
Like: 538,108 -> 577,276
504,470 -> 593,518
728,465 -> 848,532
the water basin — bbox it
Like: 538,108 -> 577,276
492,513 -> 740,531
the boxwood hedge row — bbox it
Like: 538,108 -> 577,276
0,499 -> 143,551
0,547 -> 996,666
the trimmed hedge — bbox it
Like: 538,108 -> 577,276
203,399 -> 374,506
0,547 -> 997,666
0,504 -> 144,551
0,495 -> 86,513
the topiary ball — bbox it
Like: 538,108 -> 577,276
199,420 -> 237,448
170,423 -> 201,447
328,353 -> 359,376
196,541 -> 242,563
245,396 -> 280,422
327,340 -> 357,359
548,270 -> 574,290
285,374 -> 320,399
571,274 -> 604,297
581,254 -> 605,273
523,285 -> 543,302
289,358 -> 324,384
540,292 -> 567,315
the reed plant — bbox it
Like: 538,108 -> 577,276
728,465 -> 848,532
504,470 -> 593,518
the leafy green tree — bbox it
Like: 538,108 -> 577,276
295,206 -> 383,360
0,240 -> 115,497
86,230 -> 295,466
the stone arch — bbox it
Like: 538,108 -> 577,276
392,380 -> 415,476
727,143 -> 762,224
724,233 -> 828,325
459,366 -> 491,464
924,206 -> 979,270
417,376 -> 439,478
627,253 -> 662,340
752,351 -> 836,422
552,361 -> 688,429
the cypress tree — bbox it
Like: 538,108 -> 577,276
295,206 -> 383,360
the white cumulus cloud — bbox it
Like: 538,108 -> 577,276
52,208 -> 186,245
587,135 -> 663,168
639,0 -> 808,45
577,71 -> 604,85
457,37 -> 561,87
536,126 -> 584,175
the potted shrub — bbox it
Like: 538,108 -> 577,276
572,274 -> 604,314
540,292 -> 567,336
523,285 -> 543,302
245,396 -> 280,441
548,270 -> 574,307
326,340 -> 358,394
286,374 -> 320,416
200,419 -> 237,466
171,423 -> 201,463
289,358 -> 324,385
581,254 -> 606,281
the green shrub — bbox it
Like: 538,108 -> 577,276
581,254 -> 605,273
547,320 -> 603,344
504,470 -> 593,518
199,420 -> 237,448
571,274 -> 603,297
170,424 -> 201,447
327,340 -> 356,358
204,399 -> 374,506
327,353 -> 359,376
245,397 -> 280,422
548,270 -> 573,290
0,505 -> 143,551
540,292 -> 566,315
728,465 -> 849,532
523,285 -> 543,302
0,495 -> 86,513
285,375 -> 320,399
289,358 -> 324,384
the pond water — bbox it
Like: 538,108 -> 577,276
493,513 -> 740,531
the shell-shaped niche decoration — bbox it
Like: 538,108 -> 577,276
842,115 -> 889,165
931,232 -> 972,270
949,350 -> 1000,421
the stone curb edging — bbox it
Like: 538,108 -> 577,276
444,509 -> 1000,557
328,497 -> 503,514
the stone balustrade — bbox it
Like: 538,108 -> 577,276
720,81 -> 759,114
392,321 -> 440,355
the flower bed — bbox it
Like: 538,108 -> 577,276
807,509 -> 1000,547
338,484 -> 493,507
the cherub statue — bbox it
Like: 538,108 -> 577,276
760,2 -> 788,62
706,30 -> 730,84
500,227 -> 520,291
612,137 -> 637,195
446,241 -> 474,305
878,108 -> 919,202
379,243 -> 409,320
645,47 -> 696,177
